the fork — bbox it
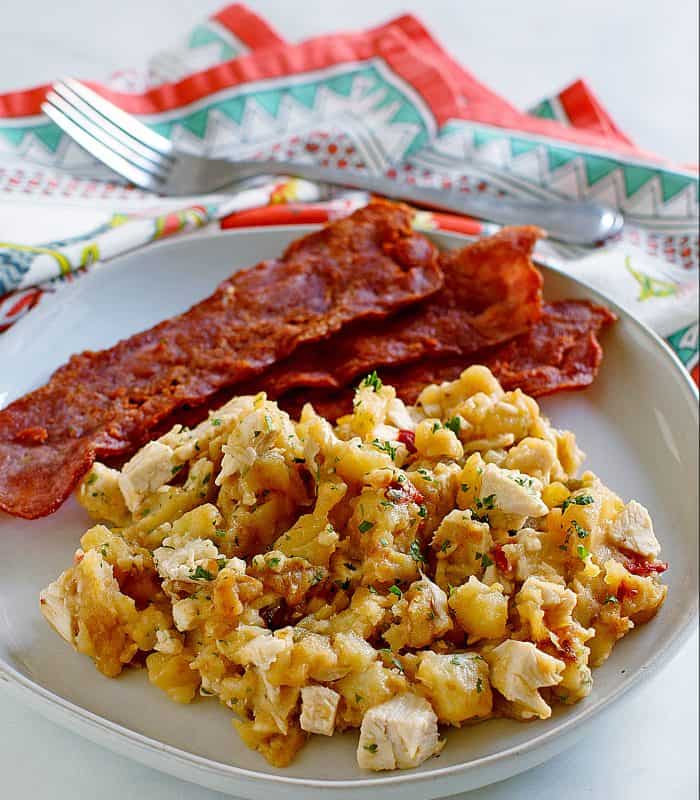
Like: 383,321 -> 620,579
42,79 -> 624,245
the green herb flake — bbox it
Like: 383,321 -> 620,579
460,483 -> 469,492
571,520 -> 588,538
363,743 -> 379,754
409,540 -> 426,563
216,557 -> 227,570
361,371 -> 383,392
476,677 -> 483,693
171,464 -> 183,475
190,565 -> 214,581
372,439 -> 397,460
604,595 -> 619,604
431,421 -> 442,433
267,556 -> 281,567
86,474 -> 98,485
480,552 -> 494,569
211,418 -> 222,427
418,504 -> 428,518
475,494 -> 496,511
379,648 -> 404,673
576,544 -> 590,561
388,585 -> 402,598
561,494 -> 594,512
440,539 -> 452,553
444,416 -> 461,435
358,520 -> 375,534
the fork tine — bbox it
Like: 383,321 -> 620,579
41,99 -> 164,192
45,91 -> 170,178
61,77 -> 174,156
53,81 -> 172,167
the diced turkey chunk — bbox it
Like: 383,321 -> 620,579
118,440 -> 176,511
171,598 -> 202,632
357,693 -> 441,770
153,538 -> 219,583
300,686 -> 340,736
384,573 -> 452,650
608,501 -> 661,559
39,572 -> 74,644
486,640 -> 565,720
479,463 -> 548,517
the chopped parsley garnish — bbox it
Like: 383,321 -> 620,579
368,585 -> 378,594
513,475 -> 533,488
216,557 -> 227,569
571,520 -> 588,538
475,494 -> 496,511
460,483 -> 469,492
431,421 -> 442,433
358,520 -> 375,534
476,678 -> 483,693
475,551 -> 494,569
561,494 -> 594,512
379,537 -> 389,547
604,595 -> 619,604
440,539 -> 452,553
418,504 -> 428,518
363,743 -> 379,753
190,565 -> 214,581
417,468 -> 433,481
171,464 -> 183,475
576,544 -> 590,560
267,556 -> 281,567
335,578 -> 351,591
211,418 -> 222,427
372,439 -> 397,459
409,540 -> 426,563
379,648 -> 404,672
361,371 -> 383,392
388,585 -> 402,598
450,655 -> 464,666
444,416 -> 461,435
86,474 -> 97,485
355,693 -> 364,703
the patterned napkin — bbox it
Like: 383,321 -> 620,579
0,4 -> 697,380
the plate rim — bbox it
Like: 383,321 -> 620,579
0,225 -> 697,792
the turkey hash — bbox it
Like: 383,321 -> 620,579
40,366 -> 668,771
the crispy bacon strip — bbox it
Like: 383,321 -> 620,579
0,201 -> 442,519
278,300 -> 616,419
250,226 -> 544,395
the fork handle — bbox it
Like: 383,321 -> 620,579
245,160 -> 622,245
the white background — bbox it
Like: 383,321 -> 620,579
0,1 -> 697,798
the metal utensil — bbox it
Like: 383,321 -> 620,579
42,78 -> 624,245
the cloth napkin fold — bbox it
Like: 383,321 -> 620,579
0,4 -> 697,380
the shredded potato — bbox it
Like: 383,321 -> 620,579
40,366 -> 668,771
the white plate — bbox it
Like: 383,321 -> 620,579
0,228 -> 697,799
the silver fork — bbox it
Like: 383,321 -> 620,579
42,78 -> 624,245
